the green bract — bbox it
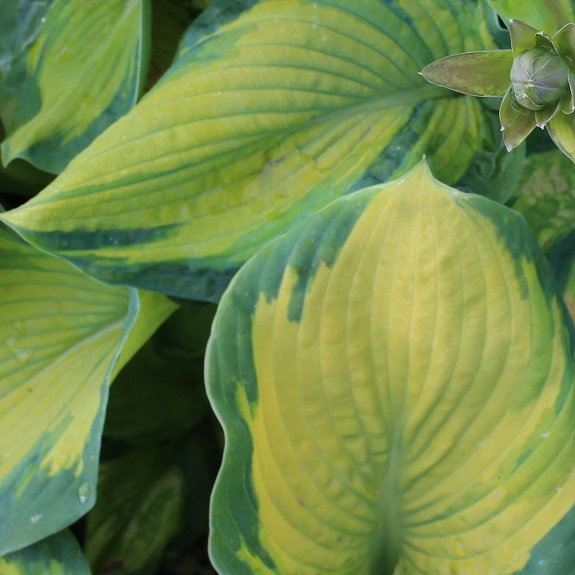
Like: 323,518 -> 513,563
421,18 -> 575,161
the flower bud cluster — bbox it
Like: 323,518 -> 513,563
511,48 -> 570,110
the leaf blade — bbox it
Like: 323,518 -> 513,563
0,229 -> 174,554
1,0 -> 490,301
207,162 -> 575,573
0,530 -> 91,575
0,0 -> 150,173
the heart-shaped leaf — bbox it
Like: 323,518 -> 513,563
0,228 -> 175,554
0,530 -> 90,575
1,0 -> 494,301
0,0 -> 150,173
206,162 -> 575,573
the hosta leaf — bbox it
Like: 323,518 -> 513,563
112,288 -> 178,377
486,0 -> 573,35
0,530 -> 90,575
0,0 -> 150,173
1,0 -> 492,301
516,501 -> 575,574
0,228 -> 174,554
206,162 -> 575,574
85,446 -> 184,575
553,246 -> 575,328
512,149 -> 575,252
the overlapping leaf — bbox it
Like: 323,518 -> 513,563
0,0 -> 150,173
0,530 -> 90,575
206,163 -> 575,573
85,447 -> 184,575
486,0 -> 573,34
0,227 -> 175,554
1,0 -> 493,301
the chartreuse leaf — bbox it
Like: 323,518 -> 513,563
0,227 -> 175,555
112,288 -> 178,378
512,149 -> 575,252
0,0 -> 492,301
0,0 -> 150,173
85,446 -> 184,575
486,0 -> 573,35
206,162 -> 575,574
0,530 -> 90,575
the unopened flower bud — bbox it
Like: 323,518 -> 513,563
510,48 -> 569,110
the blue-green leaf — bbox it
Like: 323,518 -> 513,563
0,530 -> 90,575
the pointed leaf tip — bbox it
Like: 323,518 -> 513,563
208,161 -> 575,573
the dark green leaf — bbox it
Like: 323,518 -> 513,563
85,447 -> 184,575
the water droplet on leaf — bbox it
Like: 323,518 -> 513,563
78,481 -> 91,504
453,538 -> 466,557
5,338 -> 33,364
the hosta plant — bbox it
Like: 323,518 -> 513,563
2,0 -> 575,574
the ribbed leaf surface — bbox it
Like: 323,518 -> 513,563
1,0 -> 492,301
0,228 -> 174,554
207,163 -> 575,574
0,0 -> 149,173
